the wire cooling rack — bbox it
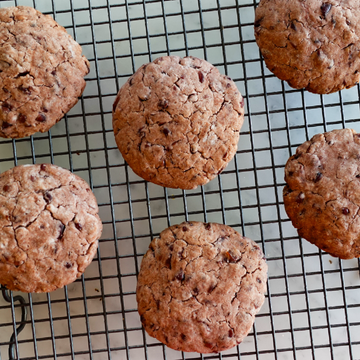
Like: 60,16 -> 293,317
1,0 -> 360,359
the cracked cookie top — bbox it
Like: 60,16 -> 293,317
0,6 -> 90,138
255,0 -> 360,94
0,164 -> 102,293
136,221 -> 267,353
113,56 -> 244,190
284,128 -> 360,259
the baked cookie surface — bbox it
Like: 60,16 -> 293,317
255,0 -> 360,94
137,221 -> 267,353
0,6 -> 90,138
0,164 -> 102,293
284,128 -> 360,259
113,56 -> 244,190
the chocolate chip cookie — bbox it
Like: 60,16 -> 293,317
0,164 -> 102,293
255,0 -> 360,94
0,6 -> 90,138
137,221 -> 267,353
283,128 -> 360,259
113,56 -> 244,190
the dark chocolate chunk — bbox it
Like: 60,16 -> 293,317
314,172 -> 323,182
58,224 -> 65,240
2,102 -> 12,112
342,207 -> 350,215
44,191 -> 52,203
1,122 -> 12,130
3,185 -> 10,192
176,270 -> 185,281
321,3 -> 332,17
165,255 -> 172,269
36,113 -> 46,122
158,99 -> 169,109
163,128 -> 170,136
75,222 -> 83,231
18,114 -> 27,123
198,71 -> 204,83
65,262 -> 72,269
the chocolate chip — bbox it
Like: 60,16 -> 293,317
356,174 -> 360,178
40,224 -> 45,230
256,278 -> 262,283
205,223 -> 211,230
182,226 -> 188,232
58,224 -> 65,240
224,250 -> 238,263
321,3 -> 331,17
193,287 -> 199,295
254,17 -> 263,27
65,262 -> 72,269
44,191 -> 52,203
2,102 -> 12,112
1,122 -> 12,130
228,329 -> 234,337
158,99 -> 169,109
18,85 -> 32,95
314,172 -> 323,182
163,128 -> 170,136
42,107 -> 49,113
296,192 -> 305,203
204,341 -> 213,349
346,19 -> 351,26
75,222 -> 83,231
3,88 -> 9,93
176,270 -> 185,281
51,70 -> 56,76
36,113 -> 46,122
198,71 -> 204,83
226,83 -> 231,88
40,164 -> 46,171
165,255 -> 172,269
18,114 -> 27,123
181,334 -> 187,341
290,21 -> 297,31
3,185 -> 10,192
342,207 -> 350,215
156,300 -> 160,310
208,283 -> 216,293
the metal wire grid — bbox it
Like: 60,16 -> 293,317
0,0 -> 360,359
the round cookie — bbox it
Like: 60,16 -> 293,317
0,6 -> 90,138
0,164 -> 102,293
137,221 -> 267,353
113,55 -> 244,190
255,0 -> 360,94
283,128 -> 360,259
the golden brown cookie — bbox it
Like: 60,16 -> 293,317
137,221 -> 267,353
255,0 -> 360,94
0,6 -> 90,138
113,56 -> 244,189
0,164 -> 102,293
284,128 -> 360,259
